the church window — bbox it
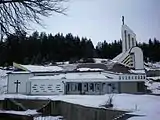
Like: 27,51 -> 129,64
128,34 -> 131,48
124,30 -> 127,50
78,83 -> 82,91
83,83 -> 88,91
135,76 -> 137,79
132,38 -> 134,46
89,83 -> 94,91
71,83 -> 76,91
128,76 -> 130,79
143,76 -> 146,79
75,83 -> 79,91
119,76 -> 121,80
95,83 -> 100,91
67,83 -> 70,91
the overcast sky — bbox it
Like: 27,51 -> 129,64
33,0 -> 160,46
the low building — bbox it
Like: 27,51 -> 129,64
7,68 -> 146,95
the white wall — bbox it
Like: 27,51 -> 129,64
130,47 -> 144,69
30,79 -> 64,95
121,24 -> 136,52
7,73 -> 33,94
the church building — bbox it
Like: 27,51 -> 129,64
7,17 -> 146,95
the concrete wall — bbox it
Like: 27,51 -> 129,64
130,47 -> 144,69
120,82 -> 137,93
2,98 -> 131,120
121,24 -> 136,52
58,101 -> 127,120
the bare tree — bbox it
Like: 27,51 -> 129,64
0,0 -> 67,37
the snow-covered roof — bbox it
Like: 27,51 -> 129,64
93,58 -> 109,63
21,65 -> 63,72
144,62 -> 160,71
13,62 -> 63,73
147,76 -> 160,81
77,68 -> 103,72
29,72 -> 145,82
30,73 -> 107,80
129,69 -> 145,74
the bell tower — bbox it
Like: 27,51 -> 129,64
121,16 -> 136,52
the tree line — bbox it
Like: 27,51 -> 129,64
0,31 -> 159,66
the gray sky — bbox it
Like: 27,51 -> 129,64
33,0 -> 160,46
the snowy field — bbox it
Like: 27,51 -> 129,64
0,93 -> 159,120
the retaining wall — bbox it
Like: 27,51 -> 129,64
2,98 -> 131,120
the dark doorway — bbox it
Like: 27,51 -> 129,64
78,83 -> 82,93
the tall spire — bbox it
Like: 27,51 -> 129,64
122,16 -> 124,25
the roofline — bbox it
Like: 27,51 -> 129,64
6,70 -> 104,74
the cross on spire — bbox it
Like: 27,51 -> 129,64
122,16 -> 124,25
14,80 -> 21,93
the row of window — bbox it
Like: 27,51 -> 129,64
119,75 -> 146,80
67,83 -> 104,92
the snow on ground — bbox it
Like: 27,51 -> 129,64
34,116 -> 63,120
0,109 -> 39,115
1,94 -> 160,120
145,80 -> 160,94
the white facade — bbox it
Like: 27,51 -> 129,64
121,24 -> 136,52
7,72 -> 33,94
30,79 -> 64,95
7,70 -> 146,95
129,47 -> 144,69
